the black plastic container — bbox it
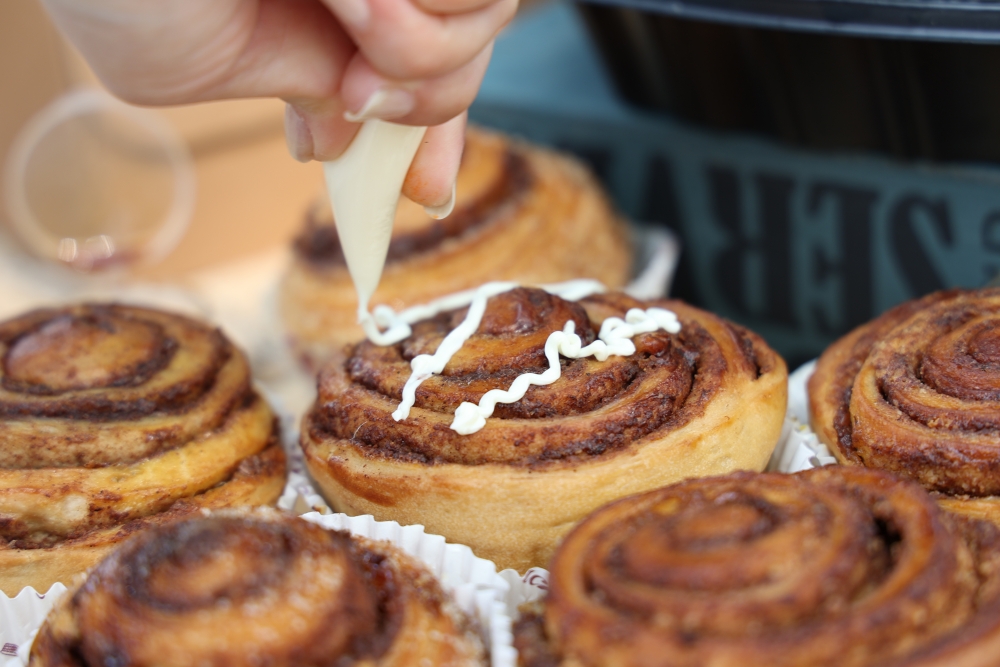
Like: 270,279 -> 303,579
577,0 -> 1000,162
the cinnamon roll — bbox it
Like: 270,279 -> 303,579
29,508 -> 486,667
515,466 -> 1000,667
0,304 -> 285,595
809,288 -> 1000,520
302,287 -> 786,572
279,126 -> 633,370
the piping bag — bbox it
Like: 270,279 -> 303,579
323,119 -> 428,335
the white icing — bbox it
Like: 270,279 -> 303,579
364,278 -> 606,347
320,121 -> 676,435
389,279 -> 608,421
323,119 -> 427,322
451,308 -> 681,434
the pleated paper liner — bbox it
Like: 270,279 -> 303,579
0,584 -> 66,666
267,381 -> 333,517
768,360 -> 837,474
4,512 -> 518,667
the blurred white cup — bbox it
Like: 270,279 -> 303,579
3,88 -> 195,272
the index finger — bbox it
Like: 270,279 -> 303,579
322,0 -> 517,81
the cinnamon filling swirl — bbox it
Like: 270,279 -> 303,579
0,304 -> 285,594
30,510 -> 485,667
301,286 -> 785,571
517,467 -> 1000,667
308,289 -> 769,467
811,288 -> 1000,498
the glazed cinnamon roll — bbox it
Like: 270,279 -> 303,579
515,467 -> 1000,667
302,287 -> 786,571
0,304 -> 285,595
279,126 -> 633,370
29,508 -> 486,667
809,288 -> 1000,521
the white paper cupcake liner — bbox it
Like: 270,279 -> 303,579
499,568 -> 550,618
261,382 -> 332,516
767,360 -> 837,474
4,514 -> 516,667
0,584 -> 67,666
786,359 -> 815,425
624,225 -> 680,301
302,513 -> 515,667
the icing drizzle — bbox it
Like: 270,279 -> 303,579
359,279 -> 605,347
320,121 -> 673,434
450,308 -> 681,434
360,279 -> 682,435
379,280 -> 607,421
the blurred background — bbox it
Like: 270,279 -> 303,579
6,0 -> 1000,367
0,0 -> 322,281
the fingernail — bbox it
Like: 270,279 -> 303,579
329,0 -> 370,30
424,183 -> 456,219
344,88 -> 415,123
284,104 -> 314,162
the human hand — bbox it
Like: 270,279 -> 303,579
40,0 -> 517,210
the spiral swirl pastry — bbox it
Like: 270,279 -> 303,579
302,288 -> 786,571
514,466 -> 1000,667
0,304 -> 285,595
29,508 -> 486,667
279,125 -> 633,369
809,288 -> 1000,517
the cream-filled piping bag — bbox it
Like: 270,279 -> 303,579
323,119 -> 428,337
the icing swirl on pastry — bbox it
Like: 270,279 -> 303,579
379,280 -> 606,423
301,288 -> 786,570
366,280 -> 680,434
279,126 -> 634,372
451,308 -> 680,434
306,288 -> 765,466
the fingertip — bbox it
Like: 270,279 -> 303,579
402,114 -> 467,208
288,100 -> 361,161
424,183 -> 457,219
285,104 -> 315,162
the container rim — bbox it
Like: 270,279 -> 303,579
577,0 -> 1000,43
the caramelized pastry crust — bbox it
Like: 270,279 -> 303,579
302,288 -> 786,571
29,509 -> 486,667
279,126 -> 633,370
516,467 -> 1000,667
0,304 -> 285,595
810,288 -> 1000,520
